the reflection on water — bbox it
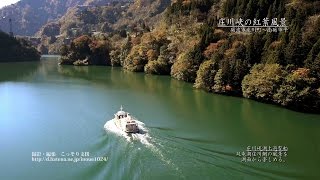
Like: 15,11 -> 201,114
55,57 -> 320,179
0,57 -> 319,180
0,61 -> 39,82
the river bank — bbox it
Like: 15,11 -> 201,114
59,43 -> 320,115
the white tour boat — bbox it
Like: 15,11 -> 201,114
109,106 -> 139,133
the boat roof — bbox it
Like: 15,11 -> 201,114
116,105 -> 126,115
116,111 -> 126,116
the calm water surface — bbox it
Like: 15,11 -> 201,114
0,56 -> 319,180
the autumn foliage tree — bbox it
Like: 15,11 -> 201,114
59,35 -> 111,65
242,64 -> 286,102
273,68 -> 319,112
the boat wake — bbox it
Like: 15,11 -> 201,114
104,119 -> 182,175
104,119 -> 151,145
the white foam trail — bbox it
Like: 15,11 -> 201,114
104,119 -> 151,145
104,119 -> 181,175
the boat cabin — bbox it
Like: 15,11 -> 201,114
115,106 -> 129,119
113,105 -> 139,133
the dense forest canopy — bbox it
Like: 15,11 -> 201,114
59,34 -> 111,65
0,31 -> 40,62
7,0 -> 317,113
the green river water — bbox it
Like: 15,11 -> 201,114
0,56 -> 319,180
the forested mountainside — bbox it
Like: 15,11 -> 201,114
60,0 -> 320,113
36,0 -> 170,54
0,31 -> 40,62
0,0 -> 86,35
0,0 -> 133,36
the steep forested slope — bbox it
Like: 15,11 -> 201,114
64,0 -> 320,113
0,31 -> 40,62
36,0 -> 170,54
0,0 -> 134,36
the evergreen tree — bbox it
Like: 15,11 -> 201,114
267,5 -> 273,19
244,0 -> 256,20
285,34 -> 302,65
305,38 -> 320,68
285,8 -> 307,66
223,0 -> 237,16
213,69 -> 225,93
238,0 -> 249,16
246,33 -> 264,65
309,52 -> 320,81
199,23 -> 215,48
233,59 -> 249,90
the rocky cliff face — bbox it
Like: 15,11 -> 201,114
34,0 -> 170,54
0,0 -> 121,36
